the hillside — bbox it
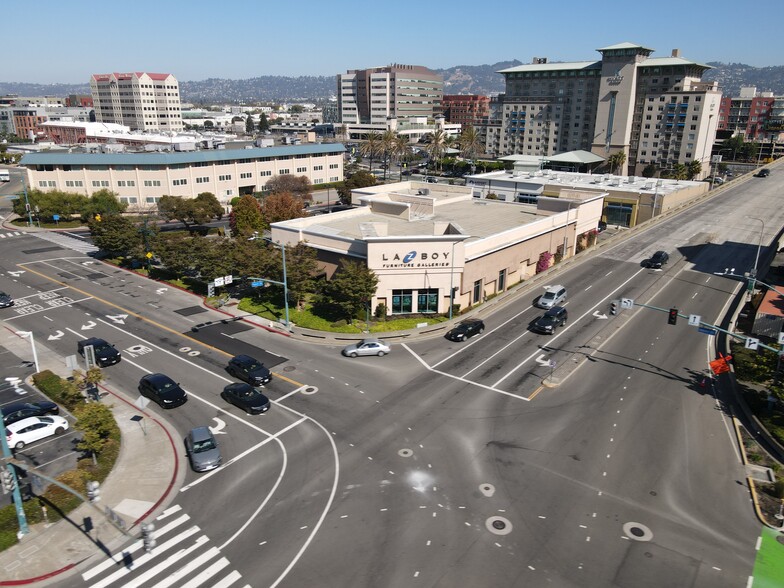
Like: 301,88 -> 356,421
1,62 -> 782,104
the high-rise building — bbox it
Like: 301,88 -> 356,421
338,64 -> 443,125
90,72 -> 183,133
485,43 -> 720,177
442,95 -> 490,128
718,87 -> 777,141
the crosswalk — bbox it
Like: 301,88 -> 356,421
81,505 -> 249,588
30,230 -> 99,254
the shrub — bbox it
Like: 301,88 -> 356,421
32,370 -> 83,410
374,303 -> 387,320
772,480 -> 784,499
536,251 -> 553,274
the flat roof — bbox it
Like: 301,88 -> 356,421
20,143 -> 345,166
497,61 -> 601,74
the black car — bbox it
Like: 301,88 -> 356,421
532,306 -> 568,334
0,291 -> 14,308
445,318 -> 485,342
755,169 -> 770,178
77,337 -> 121,367
1,401 -> 59,426
226,355 -> 272,386
221,382 -> 271,414
138,373 -> 187,408
643,250 -> 669,269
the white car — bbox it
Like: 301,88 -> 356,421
342,338 -> 391,358
6,415 -> 69,449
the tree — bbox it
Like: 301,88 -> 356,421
265,174 -> 312,201
686,160 -> 702,180
83,189 -> 127,221
230,194 -> 265,238
318,259 -> 378,322
258,113 -> 270,133
74,402 -> 119,459
672,163 -> 688,180
194,192 -> 224,221
245,114 -> 255,135
459,126 -> 483,163
336,170 -> 376,204
360,131 -> 382,171
427,129 -> 446,171
158,194 -> 222,227
89,215 -> 143,256
380,130 -> 398,180
262,191 -> 307,227
153,233 -> 210,275
606,151 -> 627,174
394,134 -> 410,180
283,243 -> 319,309
290,105 -> 305,114
642,163 -> 657,178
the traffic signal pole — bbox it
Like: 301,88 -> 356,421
1,418 -> 28,537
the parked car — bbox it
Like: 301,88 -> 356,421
755,169 -> 770,178
226,354 -> 272,386
446,318 -> 485,341
643,250 -> 669,269
77,337 -> 121,367
2,401 -> 59,426
0,291 -> 14,308
532,306 -> 568,334
184,426 -> 222,472
342,338 -> 391,358
536,285 -> 567,309
6,415 -> 69,450
138,373 -> 188,408
221,382 -> 271,414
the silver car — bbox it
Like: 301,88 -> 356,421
185,426 -> 222,472
342,338 -> 391,358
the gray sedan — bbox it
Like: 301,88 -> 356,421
341,338 -> 391,358
185,426 -> 222,472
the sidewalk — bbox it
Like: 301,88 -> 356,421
0,328 -> 182,586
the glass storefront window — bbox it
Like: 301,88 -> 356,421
392,289 -> 413,314
417,289 -> 438,313
498,269 -> 506,292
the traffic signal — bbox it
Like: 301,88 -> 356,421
610,300 -> 618,315
668,308 -> 678,325
141,522 -> 156,552
2,466 -> 16,492
86,480 -> 100,502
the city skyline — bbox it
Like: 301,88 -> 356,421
3,0 -> 778,84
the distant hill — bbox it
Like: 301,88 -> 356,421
1,62 -> 782,104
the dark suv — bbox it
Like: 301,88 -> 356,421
227,354 -> 272,386
77,337 -> 121,367
644,250 -> 669,269
532,306 -> 568,334
445,318 -> 485,341
755,169 -> 770,178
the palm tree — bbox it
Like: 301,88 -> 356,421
394,134 -> 410,181
380,130 -> 397,180
606,151 -> 627,174
360,131 -> 381,172
686,160 -> 702,180
459,126 -> 483,161
672,163 -> 688,180
427,129 -> 446,172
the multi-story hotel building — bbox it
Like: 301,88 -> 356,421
21,144 -> 344,211
90,72 -> 183,133
483,43 -> 721,177
442,95 -> 490,128
718,87 -> 778,141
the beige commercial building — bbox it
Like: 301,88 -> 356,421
271,181 -> 605,316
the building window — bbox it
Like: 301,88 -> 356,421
143,180 -> 161,187
172,179 -> 188,186
196,177 -> 210,183
146,197 -> 159,204
329,163 -> 339,169
498,269 -> 506,292
260,170 -> 272,177
296,167 -> 307,173
240,172 -> 252,179
391,289 -> 413,314
279,169 -> 290,175
417,289 -> 438,313
473,280 -> 483,304
219,174 -> 232,181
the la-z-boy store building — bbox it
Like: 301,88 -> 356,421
271,182 -> 605,315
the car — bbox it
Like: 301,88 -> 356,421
401,169 -> 412,176
644,250 -> 669,269
536,285 -> 567,309
0,291 -> 14,308
424,176 -> 438,183
77,337 -> 121,367
755,169 -> 770,178
221,382 -> 271,414
342,338 -> 391,358
446,318 -> 485,341
6,415 -> 69,450
226,354 -> 272,386
532,306 -> 568,334
704,176 -> 724,185
2,401 -> 59,426
138,373 -> 187,409
184,427 -> 222,472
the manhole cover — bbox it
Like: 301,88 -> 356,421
283,366 -> 296,372
485,516 -> 512,536
622,522 -> 652,541
398,449 -> 413,457
630,527 -> 645,537
479,483 -> 495,497
492,520 -> 506,530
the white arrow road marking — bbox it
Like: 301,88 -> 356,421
593,311 -> 608,319
209,417 -> 228,435
8,270 -> 25,277
81,320 -> 97,330
47,330 -> 65,341
156,287 -> 169,294
81,261 -> 95,266
106,314 -> 128,324
535,354 -> 551,366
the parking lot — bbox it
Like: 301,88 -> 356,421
0,344 -> 78,505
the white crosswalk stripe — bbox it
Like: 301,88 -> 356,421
81,507 -> 249,588
0,231 -> 25,238
31,230 -> 99,254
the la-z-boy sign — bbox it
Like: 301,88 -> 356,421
379,249 -> 451,269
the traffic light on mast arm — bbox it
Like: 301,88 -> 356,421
668,308 -> 678,325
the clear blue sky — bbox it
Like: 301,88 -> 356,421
4,0 -> 778,84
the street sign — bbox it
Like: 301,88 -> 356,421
620,298 -> 634,309
225,275 -> 233,284
52,214 -> 59,221
214,277 -> 225,287
207,284 -> 215,297
251,280 -> 264,287
778,332 -> 784,345
698,326 -> 717,336
745,338 -> 760,350
688,314 -> 701,326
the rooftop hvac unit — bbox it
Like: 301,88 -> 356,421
656,179 -> 664,187
610,179 -> 620,186
419,188 -> 430,195
643,182 -> 654,190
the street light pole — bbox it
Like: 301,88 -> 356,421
279,242 -> 290,331
20,173 -> 33,227
16,331 -> 39,373
448,240 -> 457,320
746,216 -> 765,294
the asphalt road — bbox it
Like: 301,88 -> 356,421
0,168 -> 781,587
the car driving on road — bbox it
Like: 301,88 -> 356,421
342,338 -> 391,357
445,318 -> 485,341
226,354 -> 272,386
643,250 -> 669,269
0,291 -> 14,308
6,415 -> 69,450
138,373 -> 188,408
78,337 -> 121,367
221,382 -> 271,414
536,285 -> 567,309
532,306 -> 568,334
185,426 -> 222,472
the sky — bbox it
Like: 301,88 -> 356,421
4,0 -> 779,84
